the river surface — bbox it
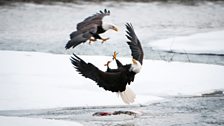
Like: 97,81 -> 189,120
0,96 -> 224,126
0,1 -> 224,64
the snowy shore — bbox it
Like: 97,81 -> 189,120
0,50 -> 223,111
0,116 -> 83,126
0,50 -> 224,125
149,30 -> 224,55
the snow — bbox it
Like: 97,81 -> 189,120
0,116 -> 83,126
148,30 -> 224,54
0,51 -> 162,110
0,50 -> 224,111
134,60 -> 224,96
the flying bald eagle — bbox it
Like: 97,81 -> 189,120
65,9 -> 118,49
70,23 -> 143,104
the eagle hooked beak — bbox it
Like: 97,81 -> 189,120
132,58 -> 138,64
112,26 -> 118,32
104,61 -> 111,67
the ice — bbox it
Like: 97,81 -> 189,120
0,116 -> 83,126
0,50 -> 224,111
148,30 -> 224,54
0,51 -> 162,110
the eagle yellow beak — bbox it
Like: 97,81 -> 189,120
132,58 -> 138,64
104,61 -> 111,67
113,27 -> 118,32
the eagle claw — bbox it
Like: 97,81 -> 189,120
101,38 -> 109,43
88,38 -> 96,44
112,51 -> 118,60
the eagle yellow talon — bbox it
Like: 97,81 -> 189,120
88,37 -> 96,44
112,51 -> 118,60
101,38 -> 109,43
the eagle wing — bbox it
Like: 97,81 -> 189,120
126,23 -> 144,65
65,9 -> 110,49
70,54 -> 126,92
65,25 -> 98,49
70,54 -> 100,82
77,9 -> 110,30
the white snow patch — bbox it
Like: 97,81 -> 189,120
148,30 -> 224,54
0,51 -> 158,110
0,50 -> 224,110
0,116 -> 83,126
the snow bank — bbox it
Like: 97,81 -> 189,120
133,59 -> 224,96
0,116 -> 82,126
0,50 -> 224,110
0,51 -> 161,110
148,30 -> 224,54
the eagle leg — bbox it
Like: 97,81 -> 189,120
112,51 -> 118,60
88,37 -> 96,44
101,37 -> 109,43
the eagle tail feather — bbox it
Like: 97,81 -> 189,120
65,38 -> 83,49
118,86 -> 136,104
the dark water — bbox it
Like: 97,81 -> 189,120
1,96 -> 224,126
0,1 -> 224,65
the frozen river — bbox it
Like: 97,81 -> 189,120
0,1 -> 224,125
0,1 -> 224,65
0,96 -> 224,126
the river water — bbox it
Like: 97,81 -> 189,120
0,96 -> 223,126
0,1 -> 224,65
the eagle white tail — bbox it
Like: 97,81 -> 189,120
118,86 -> 136,104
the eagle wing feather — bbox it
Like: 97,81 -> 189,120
77,9 -> 110,30
70,54 -> 127,92
126,23 -> 144,65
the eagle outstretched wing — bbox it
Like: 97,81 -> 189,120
70,54 -> 100,82
65,25 -> 97,49
70,54 -> 126,92
126,23 -> 144,65
77,9 -> 110,30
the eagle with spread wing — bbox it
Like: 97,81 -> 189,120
65,9 -> 118,49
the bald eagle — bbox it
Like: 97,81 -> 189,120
70,23 -> 143,104
65,9 -> 118,49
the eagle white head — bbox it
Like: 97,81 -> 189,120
130,58 -> 142,73
102,23 -> 118,32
